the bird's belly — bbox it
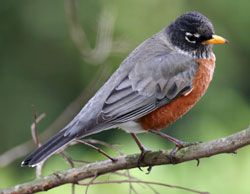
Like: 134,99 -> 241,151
139,57 -> 215,130
118,121 -> 145,133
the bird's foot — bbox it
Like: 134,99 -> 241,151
167,141 -> 201,164
130,133 -> 152,172
137,147 -> 151,171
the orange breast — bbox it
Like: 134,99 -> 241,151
139,56 -> 215,130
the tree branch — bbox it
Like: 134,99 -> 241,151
1,126 -> 250,194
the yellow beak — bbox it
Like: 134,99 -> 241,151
202,35 -> 228,45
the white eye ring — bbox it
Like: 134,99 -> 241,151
185,32 -> 198,44
185,35 -> 196,44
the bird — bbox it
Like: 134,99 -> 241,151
21,11 -> 228,167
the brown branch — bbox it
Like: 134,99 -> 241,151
1,126 -> 250,194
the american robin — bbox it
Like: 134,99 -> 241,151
22,11 -> 227,167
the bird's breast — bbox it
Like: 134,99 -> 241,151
139,55 -> 216,130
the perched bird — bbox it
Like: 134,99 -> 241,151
22,11 -> 227,167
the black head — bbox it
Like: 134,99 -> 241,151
166,12 -> 227,56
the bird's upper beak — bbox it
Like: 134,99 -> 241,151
202,35 -> 228,45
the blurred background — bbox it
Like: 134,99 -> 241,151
0,0 -> 250,193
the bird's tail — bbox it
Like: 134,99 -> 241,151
21,130 -> 75,167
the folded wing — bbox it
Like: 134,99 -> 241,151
98,51 -> 198,125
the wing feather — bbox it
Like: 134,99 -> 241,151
99,50 -> 198,125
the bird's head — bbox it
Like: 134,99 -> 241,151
166,11 -> 228,57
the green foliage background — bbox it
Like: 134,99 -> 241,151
0,0 -> 249,193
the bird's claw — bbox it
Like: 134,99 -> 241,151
196,158 -> 200,166
167,141 -> 202,164
146,165 -> 153,174
137,148 -> 151,171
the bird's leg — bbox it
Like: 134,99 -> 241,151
149,130 -> 199,163
130,133 -> 150,171
76,140 -> 117,162
150,130 -> 187,147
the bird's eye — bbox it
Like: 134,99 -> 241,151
185,32 -> 199,44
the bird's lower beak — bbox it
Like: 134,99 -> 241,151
202,35 -> 228,45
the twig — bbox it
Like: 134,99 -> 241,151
114,171 -> 159,194
71,184 -> 75,194
0,62 -> 112,168
30,111 -> 46,147
60,152 -> 75,168
76,140 -> 117,162
125,170 -> 140,194
77,179 -> 208,194
84,172 -> 98,194
60,151 -> 89,164
60,152 -> 76,194
30,111 -> 46,178
83,139 -> 141,194
1,126 -> 249,194
84,138 -> 123,155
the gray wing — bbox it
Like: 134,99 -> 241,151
98,46 -> 198,125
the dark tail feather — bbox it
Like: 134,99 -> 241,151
21,130 -> 74,167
